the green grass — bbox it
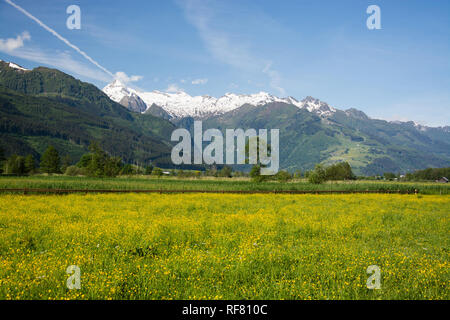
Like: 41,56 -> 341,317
0,193 -> 448,299
0,175 -> 448,194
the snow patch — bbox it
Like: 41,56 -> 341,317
102,81 -> 337,119
8,62 -> 29,71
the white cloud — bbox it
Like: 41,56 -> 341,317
166,83 -> 184,93
192,78 -> 208,85
263,62 -> 285,96
0,31 -> 30,52
5,0 -> 113,78
0,44 -> 112,82
179,0 -> 286,96
114,71 -> 143,84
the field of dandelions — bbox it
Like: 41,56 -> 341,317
0,193 -> 448,300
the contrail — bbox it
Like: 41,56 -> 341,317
4,0 -> 114,78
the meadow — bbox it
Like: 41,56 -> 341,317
0,175 -> 449,194
0,192 -> 448,300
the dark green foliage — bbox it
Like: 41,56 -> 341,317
218,165 -> 233,178
308,164 -> 327,184
275,170 -> 292,182
249,165 -> 268,183
40,146 -> 60,174
61,155 -> 72,173
145,165 -> 154,175
152,167 -> 163,177
0,146 -> 4,174
405,167 -> 450,181
325,162 -> 356,181
384,172 -> 397,180
77,154 -> 92,168
65,165 -> 83,176
3,154 -> 26,175
120,164 -> 134,175
77,142 -> 123,177
24,154 -> 35,174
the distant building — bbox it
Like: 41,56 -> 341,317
436,177 -> 448,183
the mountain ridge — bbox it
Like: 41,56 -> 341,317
1,60 -> 449,175
102,79 -> 447,134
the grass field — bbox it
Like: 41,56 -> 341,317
0,192 -> 448,300
0,175 -> 449,194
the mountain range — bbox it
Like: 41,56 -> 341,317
0,60 -> 449,175
103,79 -> 337,119
103,79 -> 450,175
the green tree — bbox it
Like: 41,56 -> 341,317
4,155 -> 26,175
145,165 -> 153,175
61,155 -> 72,173
24,154 -> 35,174
77,153 -> 92,168
219,165 -> 233,178
121,164 -> 134,175
152,167 -> 163,177
250,164 -> 267,182
86,142 -> 107,177
77,142 -> 122,177
325,162 -> 356,180
0,147 -> 3,174
104,157 -> 123,177
383,172 -> 396,181
308,164 -> 327,184
40,146 -> 60,174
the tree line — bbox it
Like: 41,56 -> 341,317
5,143 -> 446,183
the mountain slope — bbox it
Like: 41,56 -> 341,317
201,101 -> 450,175
0,61 -> 176,166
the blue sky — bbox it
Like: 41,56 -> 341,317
0,0 -> 449,126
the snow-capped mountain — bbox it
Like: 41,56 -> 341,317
301,96 -> 336,116
102,80 -> 337,119
103,80 -> 147,113
0,60 -> 29,72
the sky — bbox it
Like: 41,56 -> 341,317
0,0 -> 449,126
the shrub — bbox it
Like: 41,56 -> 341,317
152,167 -> 163,177
276,170 -> 292,183
65,165 -> 83,176
308,165 -> 327,184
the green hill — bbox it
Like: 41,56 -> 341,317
0,61 -> 175,166
203,102 -> 450,175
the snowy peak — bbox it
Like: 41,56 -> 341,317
0,60 -> 30,72
103,79 -> 135,103
300,96 -> 336,116
9,62 -> 29,71
102,81 -> 337,119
